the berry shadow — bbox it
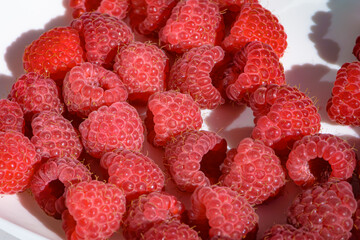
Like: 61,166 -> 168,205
0,74 -> 15,98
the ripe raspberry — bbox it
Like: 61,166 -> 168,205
288,181 -> 357,240
145,90 -> 203,147
9,72 -> 64,120
30,157 -> 92,219
62,180 -> 126,240
71,12 -> 134,67
214,0 -> 258,11
219,138 -> 286,205
31,111 -> 83,160
159,0 -> 223,53
353,36 -> 360,61
223,3 -> 287,58
0,131 -> 41,194
168,45 -> 225,109
113,41 -> 168,103
353,199 -> 360,239
63,62 -> 128,117
100,149 -> 165,201
0,99 -> 24,133
70,0 -> 129,19
79,101 -> 144,158
326,62 -> 360,126
142,220 -> 200,240
23,27 -> 84,81
262,224 -> 323,240
123,191 -> 184,240
189,185 -> 258,239
164,130 -> 227,192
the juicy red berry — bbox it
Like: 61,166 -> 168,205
353,199 -> 360,239
142,220 -> 201,240
168,45 -> 225,109
262,224 -> 323,240
63,62 -> 128,117
0,99 -> 24,133
353,36 -> 360,61
214,0 -> 259,11
70,0 -> 129,19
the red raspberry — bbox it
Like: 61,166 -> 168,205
142,220 -> 201,240
70,0 -> 129,20
100,149 -> 165,201
31,111 -> 83,160
0,99 -> 24,133
219,138 -> 286,205
71,12 -> 134,67
223,3 -> 287,58
145,90 -> 203,147
23,27 -> 84,81
9,72 -> 64,120
62,62 -> 128,117
164,130 -> 227,192
353,199 -> 360,239
326,62 -> 360,126
214,0 -> 258,11
0,131 -> 41,194
262,224 -> 323,240
353,36 -> 360,61
62,180 -> 126,240
79,101 -> 144,158
30,157 -> 92,219
168,45 -> 225,109
113,41 -> 168,103
159,0 -> 223,53
288,181 -> 357,240
189,185 -> 258,239
123,191 -> 184,240
286,134 -> 356,187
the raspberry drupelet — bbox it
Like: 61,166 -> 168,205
0,99 -> 24,133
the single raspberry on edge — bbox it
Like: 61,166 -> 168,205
30,157 -> 92,219
262,224 -> 323,240
353,36 -> 360,61
70,0 -> 129,20
0,99 -> 24,133
142,220 -> 201,240
62,180 -> 126,240
353,199 -> 360,239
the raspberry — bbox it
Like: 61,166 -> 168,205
353,36 -> 360,61
123,191 -> 184,240
0,131 -> 41,194
145,90 -> 203,147
168,45 -> 225,109
214,0 -> 259,11
9,72 -> 64,120
63,62 -> 128,117
262,224 -> 323,240
0,99 -> 24,133
23,27 -> 84,81
219,138 -> 286,205
31,111 -> 83,160
100,149 -> 165,201
288,181 -> 357,240
70,0 -> 129,20
113,41 -> 168,103
353,199 -> 360,239
189,185 -> 258,239
159,0 -> 223,53
62,180 -> 126,240
30,157 -> 92,219
164,130 -> 227,192
71,12 -> 134,67
225,41 -> 286,104
223,3 -> 287,58
326,62 -> 360,126
142,220 -> 200,240
79,101 -> 144,158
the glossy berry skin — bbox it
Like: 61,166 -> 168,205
63,62 -> 128,117
142,220 -> 201,240
327,62 -> 360,126
168,45 -> 225,109
262,224 -> 323,240
23,27 -> 84,81
0,99 -> 24,133
70,0 -> 129,19
0,131 -> 41,194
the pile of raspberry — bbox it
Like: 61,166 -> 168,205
1,0 -> 360,239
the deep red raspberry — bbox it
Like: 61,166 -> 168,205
9,72 -> 64,120
63,62 -> 128,117
30,157 -> 92,219
326,62 -> 360,126
70,0 -> 129,20
123,191 -> 184,240
214,0 -> 259,11
164,130 -> 227,192
219,138 -> 286,205
0,131 -> 41,194
31,111 -> 83,160
288,181 -> 357,240
100,149 -> 165,201
79,101 -> 144,158
113,41 -> 168,103
142,220 -> 201,240
223,3 -> 287,58
353,199 -> 360,239
62,180 -> 126,240
145,90 -> 203,147
159,0 -> 223,53
168,45 -> 225,109
353,36 -> 360,61
262,224 -> 323,240
0,99 -> 24,133
23,27 -> 84,81
71,12 -> 134,67
189,185 -> 259,239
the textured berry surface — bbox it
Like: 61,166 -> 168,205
70,0 -> 129,19
0,99 -> 24,133
63,62 -> 128,117
214,0 -> 259,11
262,224 -> 323,240
353,199 -> 360,239
142,220 -> 200,240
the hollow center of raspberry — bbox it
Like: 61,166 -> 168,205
308,158 -> 332,183
85,0 -> 102,11
47,179 -> 65,199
